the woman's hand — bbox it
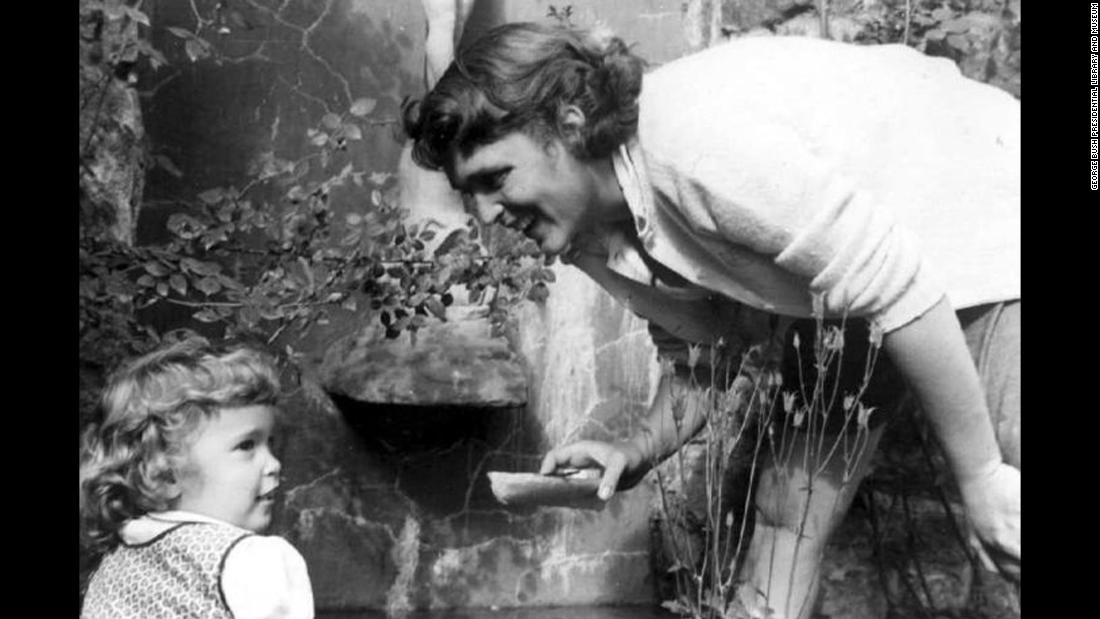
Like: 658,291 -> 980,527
960,461 -> 1020,582
539,440 -> 648,500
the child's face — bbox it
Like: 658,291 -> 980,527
174,404 -> 281,532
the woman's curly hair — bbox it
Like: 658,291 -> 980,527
79,337 -> 280,553
402,22 -> 647,172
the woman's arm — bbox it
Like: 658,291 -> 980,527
883,296 -> 1020,577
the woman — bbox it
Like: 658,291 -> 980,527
402,22 -> 1019,618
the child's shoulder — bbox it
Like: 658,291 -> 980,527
225,532 -> 307,566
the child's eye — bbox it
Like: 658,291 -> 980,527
235,439 -> 256,451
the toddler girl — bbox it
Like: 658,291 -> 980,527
80,337 -> 314,618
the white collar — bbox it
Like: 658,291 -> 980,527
120,511 -> 242,545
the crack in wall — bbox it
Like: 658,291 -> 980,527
248,0 -> 354,106
385,515 -> 422,613
277,74 -> 333,115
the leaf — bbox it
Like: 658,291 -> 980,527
143,261 -> 169,277
539,268 -> 557,283
310,132 -> 329,147
924,28 -> 946,41
193,308 -> 221,323
167,27 -> 195,39
238,305 -> 261,327
169,274 -> 188,295
346,213 -> 362,226
198,187 -> 225,205
137,274 -> 155,288
424,296 -> 447,320
192,260 -> 222,276
945,33 -> 969,51
931,7 -> 954,22
942,18 -> 971,34
168,213 -> 205,240
155,155 -> 183,178
527,282 -> 550,303
227,9 -> 251,29
195,277 -> 222,296
321,113 -> 342,130
342,123 -> 363,141
217,275 -> 245,291
349,98 -> 377,117
184,39 -> 208,63
122,6 -> 151,26
156,282 -> 169,297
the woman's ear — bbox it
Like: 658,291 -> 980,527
556,105 -> 587,152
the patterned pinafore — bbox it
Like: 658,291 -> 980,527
81,520 -> 253,619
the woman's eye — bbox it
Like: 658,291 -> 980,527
489,170 -> 509,189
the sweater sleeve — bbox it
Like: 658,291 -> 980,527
221,535 -> 314,619
651,115 -> 945,333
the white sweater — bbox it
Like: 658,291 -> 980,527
592,36 -> 1019,334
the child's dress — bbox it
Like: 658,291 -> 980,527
81,511 -> 313,619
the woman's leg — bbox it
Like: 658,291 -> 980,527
735,317 -> 897,619
959,301 -> 1020,469
736,425 -> 885,619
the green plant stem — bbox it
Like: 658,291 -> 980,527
900,490 -> 938,612
904,0 -> 913,46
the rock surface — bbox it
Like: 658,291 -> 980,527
319,306 -> 528,408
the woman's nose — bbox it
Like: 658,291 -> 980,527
473,195 -> 504,224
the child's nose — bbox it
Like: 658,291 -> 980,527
264,450 -> 282,477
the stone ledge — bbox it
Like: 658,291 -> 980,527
319,305 -> 528,408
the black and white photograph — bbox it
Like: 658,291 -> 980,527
79,1 -> 1023,617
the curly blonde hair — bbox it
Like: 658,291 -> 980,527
79,337 -> 280,553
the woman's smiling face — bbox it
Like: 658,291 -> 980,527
448,130 -> 610,255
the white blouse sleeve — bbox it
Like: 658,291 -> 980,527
221,535 -> 315,619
